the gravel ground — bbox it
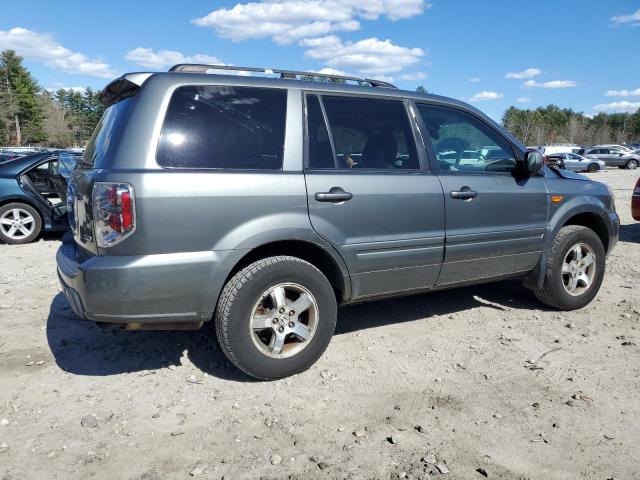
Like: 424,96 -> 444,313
1,169 -> 639,480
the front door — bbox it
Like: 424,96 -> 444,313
303,94 -> 445,300
415,103 -> 548,285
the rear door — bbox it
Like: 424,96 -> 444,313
415,103 -> 548,285
598,148 -> 622,166
303,94 -> 445,300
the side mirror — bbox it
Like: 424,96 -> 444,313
524,150 -> 544,175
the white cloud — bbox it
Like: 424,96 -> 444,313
301,35 -> 423,76
517,97 -> 531,103
505,68 -> 541,79
469,91 -> 503,102
192,0 -> 430,44
611,9 -> 640,26
593,101 -> 640,113
400,71 -> 427,81
468,77 -> 480,83
314,67 -> 348,76
125,47 -> 222,69
523,79 -> 577,89
0,27 -> 115,78
605,87 -> 640,97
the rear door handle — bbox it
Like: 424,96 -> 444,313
315,187 -> 353,203
450,187 -> 478,200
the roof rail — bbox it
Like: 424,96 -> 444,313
168,64 -> 397,89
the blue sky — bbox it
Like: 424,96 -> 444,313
1,0 -> 639,120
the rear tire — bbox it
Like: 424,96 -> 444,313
626,159 -> 639,170
215,256 -> 337,380
533,225 -> 605,310
0,202 -> 42,245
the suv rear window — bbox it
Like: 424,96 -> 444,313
157,86 -> 287,170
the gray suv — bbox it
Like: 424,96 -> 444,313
578,147 -> 640,169
57,64 -> 619,379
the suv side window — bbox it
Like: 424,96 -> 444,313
308,94 -> 419,170
416,104 -> 516,173
157,86 -> 287,169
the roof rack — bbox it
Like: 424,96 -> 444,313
168,64 -> 397,89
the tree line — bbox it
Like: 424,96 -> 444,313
0,50 -> 104,148
0,52 -> 638,149
501,104 -> 640,147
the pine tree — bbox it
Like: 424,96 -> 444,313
0,50 -> 47,145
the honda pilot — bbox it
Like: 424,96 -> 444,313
57,64 -> 619,379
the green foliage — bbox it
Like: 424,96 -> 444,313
0,49 -> 106,147
502,104 -> 640,146
0,50 -> 46,144
416,85 -> 428,93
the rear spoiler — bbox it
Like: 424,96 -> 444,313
100,73 -> 152,107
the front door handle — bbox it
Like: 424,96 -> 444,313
450,187 -> 478,200
315,187 -> 353,203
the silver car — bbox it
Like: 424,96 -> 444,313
56,64 -> 620,379
554,152 -> 605,173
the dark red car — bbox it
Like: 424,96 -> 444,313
633,177 -> 640,221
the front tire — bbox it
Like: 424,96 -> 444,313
0,203 -> 42,244
215,256 -> 337,380
587,163 -> 599,173
626,159 -> 639,170
533,225 -> 605,310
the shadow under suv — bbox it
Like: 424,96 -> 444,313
57,64 -> 619,379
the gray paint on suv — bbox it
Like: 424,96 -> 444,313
57,66 -> 620,379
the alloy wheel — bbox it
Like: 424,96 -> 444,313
561,243 -> 596,296
0,208 -> 36,240
250,283 -> 319,359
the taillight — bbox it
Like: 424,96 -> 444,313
92,182 -> 136,248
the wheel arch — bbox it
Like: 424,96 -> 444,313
223,239 -> 351,304
562,211 -> 609,253
524,201 -> 613,290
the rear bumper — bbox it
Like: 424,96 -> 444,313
56,233 -> 237,324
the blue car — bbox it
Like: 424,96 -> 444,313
0,151 -> 80,244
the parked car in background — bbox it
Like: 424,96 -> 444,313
544,153 -> 565,170
546,152 -> 604,173
595,144 -> 634,153
57,64 -> 619,380
541,144 -> 580,156
578,147 -> 640,169
633,177 -> 640,221
0,151 -> 78,244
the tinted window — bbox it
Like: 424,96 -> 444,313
84,97 -> 135,168
306,95 -> 335,169
417,104 -> 516,173
309,95 -> 419,170
157,86 -> 286,169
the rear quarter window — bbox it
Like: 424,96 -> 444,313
156,85 -> 287,170
83,97 -> 135,169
